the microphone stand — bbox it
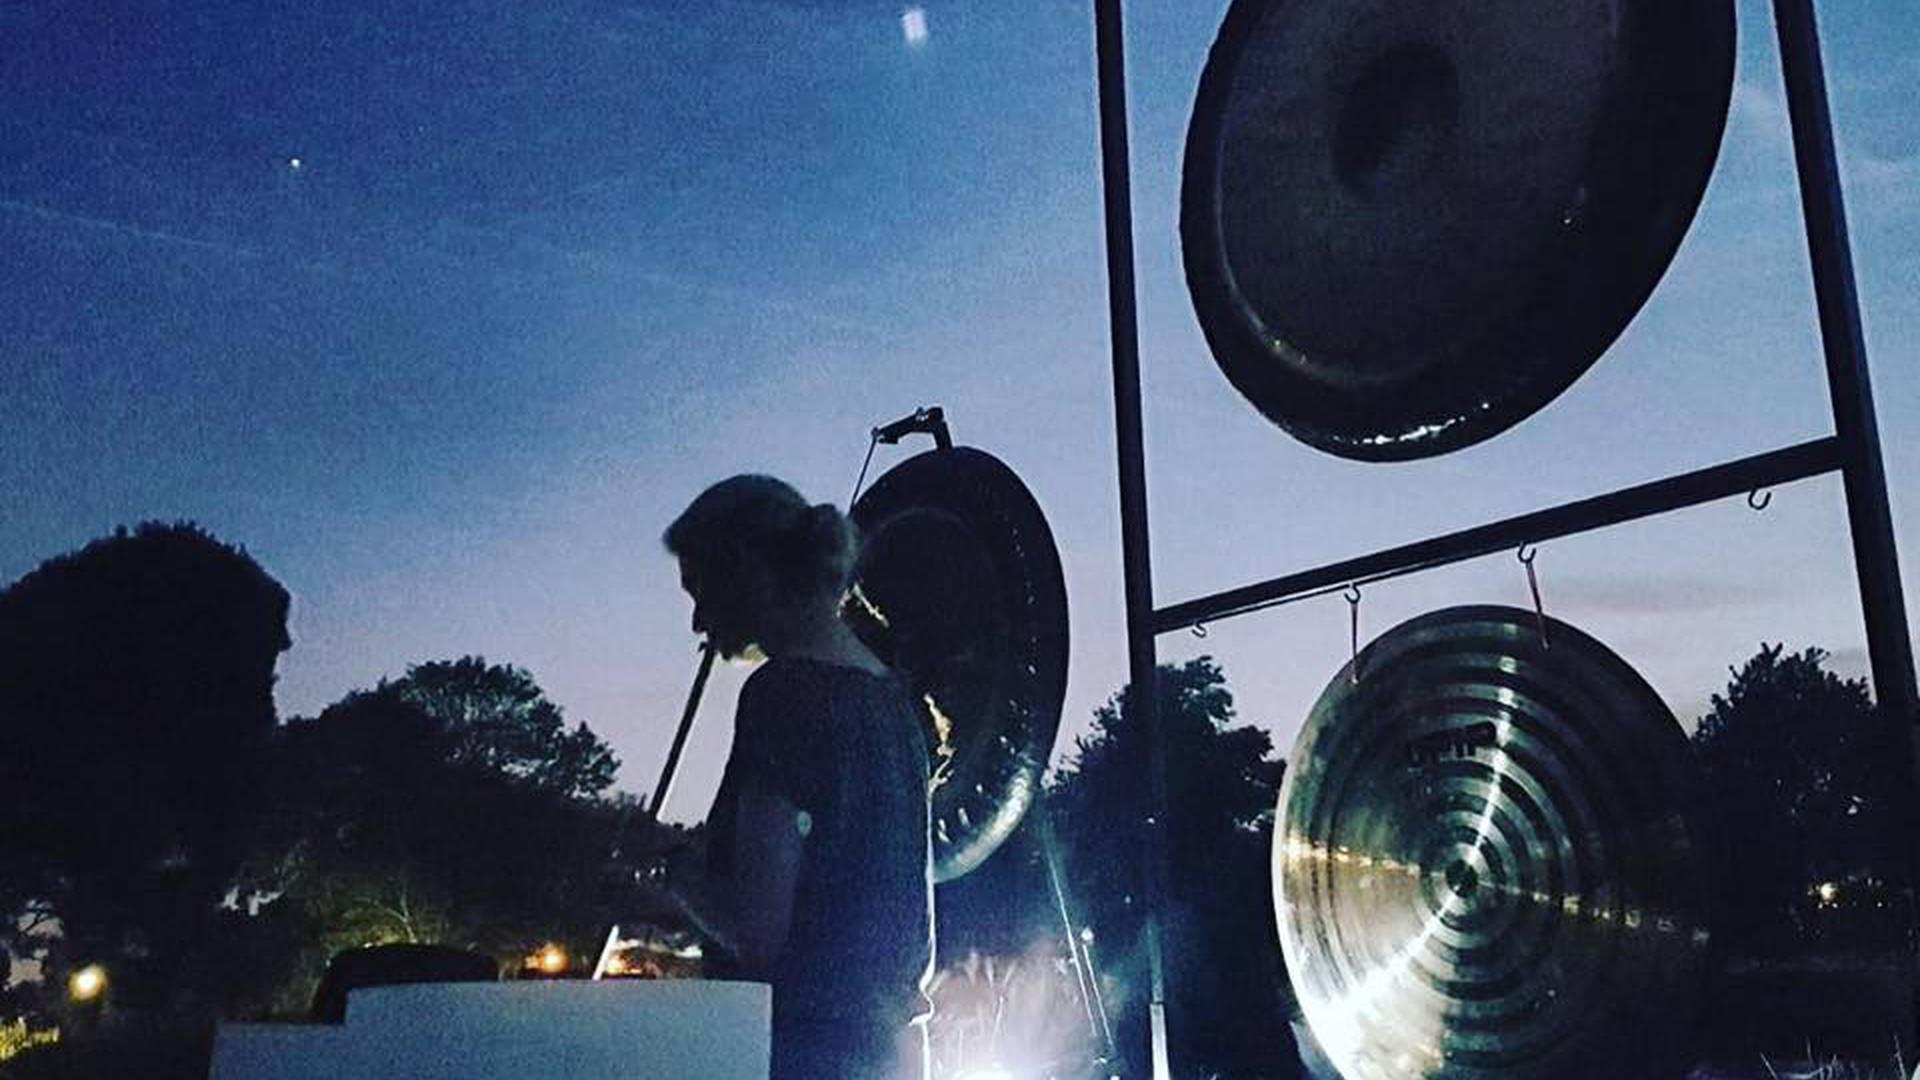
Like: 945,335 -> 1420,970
595,640 -> 719,980
650,641 -> 719,819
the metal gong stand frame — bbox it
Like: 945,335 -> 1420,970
1090,0 -> 1919,1076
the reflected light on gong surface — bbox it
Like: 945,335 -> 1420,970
1279,740 -> 1520,1077
1279,831 -> 1451,1078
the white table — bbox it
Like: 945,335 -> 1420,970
209,979 -> 770,1080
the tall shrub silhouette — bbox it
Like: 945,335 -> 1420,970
0,522 -> 290,1005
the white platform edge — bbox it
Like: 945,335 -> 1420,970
209,979 -> 771,1080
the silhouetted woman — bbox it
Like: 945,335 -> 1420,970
660,475 -> 933,1080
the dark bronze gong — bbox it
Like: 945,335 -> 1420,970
1182,0 -> 1735,460
845,446 -> 1068,882
1276,606 -> 1711,1079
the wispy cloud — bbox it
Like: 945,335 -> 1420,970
1711,75 -> 1917,222
441,222 -> 898,346
1824,645 -> 1870,678
1729,77 -> 1793,150
1539,574 -> 1784,616
1843,149 -> 1920,212
0,198 -> 263,260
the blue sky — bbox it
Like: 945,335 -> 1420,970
2,0 -> 1913,823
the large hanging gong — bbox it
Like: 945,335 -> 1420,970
1275,606 -> 1711,1080
845,447 -> 1068,882
1182,0 -> 1735,460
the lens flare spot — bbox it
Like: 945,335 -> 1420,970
901,7 -> 929,46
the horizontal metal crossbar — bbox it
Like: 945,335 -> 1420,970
1152,436 -> 1844,635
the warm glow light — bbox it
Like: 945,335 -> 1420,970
68,965 -> 107,1003
925,693 -> 957,791
531,945 -> 569,975
901,7 -> 929,46
1816,881 -> 1840,903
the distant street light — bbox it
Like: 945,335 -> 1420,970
528,945 -> 569,976
68,965 -> 107,1003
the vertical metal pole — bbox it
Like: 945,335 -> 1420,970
1772,0 -> 1918,723
1772,0 -> 1920,1045
1093,0 -> 1173,1075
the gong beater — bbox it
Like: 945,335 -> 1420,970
1275,606 -> 1711,1080
845,446 -> 1069,882
1182,0 -> 1735,460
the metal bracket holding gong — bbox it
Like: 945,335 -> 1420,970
873,406 -> 952,451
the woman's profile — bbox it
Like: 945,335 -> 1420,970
657,474 -> 934,1080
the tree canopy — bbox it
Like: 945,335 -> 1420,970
1691,643 -> 1907,953
376,656 -> 620,800
228,658 -> 636,1016
1045,656 -> 1295,1079
0,527 -> 650,1030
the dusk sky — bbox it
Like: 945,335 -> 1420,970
2,0 -> 1914,825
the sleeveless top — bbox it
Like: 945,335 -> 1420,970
705,656 -> 934,1028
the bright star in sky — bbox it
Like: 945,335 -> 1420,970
901,7 -> 929,47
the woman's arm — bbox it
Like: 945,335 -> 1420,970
659,782 -> 809,972
726,783 -> 809,972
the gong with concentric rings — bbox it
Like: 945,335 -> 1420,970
1275,605 -> 1711,1080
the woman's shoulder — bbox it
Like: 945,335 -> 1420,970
749,654 -> 894,687
737,657 -> 803,712
738,656 -> 854,713
739,657 -> 912,728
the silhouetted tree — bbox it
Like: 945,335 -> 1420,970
1691,644 -> 1908,954
0,522 -> 290,1006
1046,657 -> 1297,1079
383,656 -> 619,799
224,661 -> 639,1016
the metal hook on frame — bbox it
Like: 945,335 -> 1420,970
1191,621 -> 1208,639
1517,545 -> 1551,650
1345,583 -> 1363,685
1748,488 -> 1773,512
